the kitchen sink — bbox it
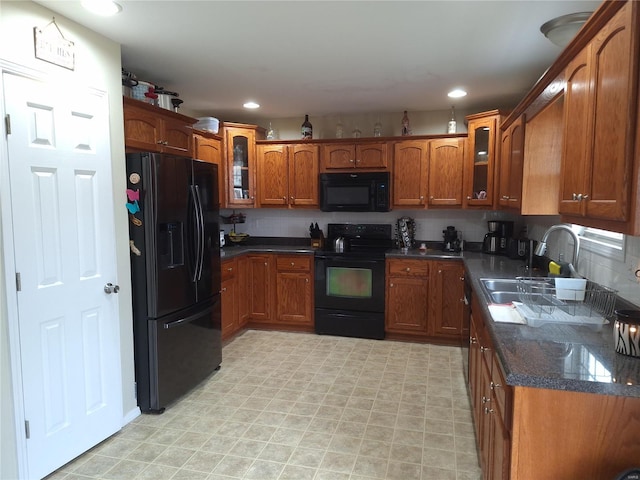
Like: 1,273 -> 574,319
479,278 -> 554,304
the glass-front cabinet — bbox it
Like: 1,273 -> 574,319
463,110 -> 506,208
224,123 -> 265,207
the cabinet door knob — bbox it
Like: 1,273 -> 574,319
305,278 -> 309,283
438,269 -> 442,274
350,159 -> 355,163
482,396 -> 490,404
291,197 -> 295,201
572,193 -> 578,200
467,195 -> 472,200
583,194 -> 589,200
156,140 -> 164,145
390,283 -> 394,287
420,196 -> 424,201
290,262 -> 295,266
484,407 -> 494,415
283,196 -> 287,201
470,336 -> 477,344
405,267 -> 411,272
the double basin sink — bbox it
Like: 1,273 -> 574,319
479,278 -> 552,304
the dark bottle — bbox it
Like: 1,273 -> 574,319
301,114 -> 313,139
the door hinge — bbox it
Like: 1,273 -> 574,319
15,272 -> 21,292
25,420 -> 30,439
5,114 -> 11,135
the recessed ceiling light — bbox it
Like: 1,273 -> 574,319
81,0 -> 122,16
448,89 -> 467,99
243,101 -> 260,109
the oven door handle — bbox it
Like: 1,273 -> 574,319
314,255 -> 383,264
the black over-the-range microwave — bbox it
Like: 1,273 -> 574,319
319,172 -> 390,212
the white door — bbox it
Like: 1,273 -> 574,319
3,72 -> 122,479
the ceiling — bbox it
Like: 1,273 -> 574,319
35,0 -> 602,123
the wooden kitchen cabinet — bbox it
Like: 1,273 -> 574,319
498,115 -> 525,209
237,255 -> 250,328
559,1 -> 637,224
274,255 -> 313,326
123,97 -> 195,155
193,130 -> 225,206
220,258 -> 238,341
257,143 -> 319,208
468,294 -> 512,480
385,259 -> 430,336
246,253 -> 274,323
430,261 -> 465,341
224,123 -> 265,207
321,141 -> 388,170
464,110 -> 506,208
427,138 -> 465,207
392,140 -> 429,207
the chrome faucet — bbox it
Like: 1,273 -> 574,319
534,224 -> 580,276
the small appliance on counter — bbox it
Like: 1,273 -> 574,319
442,226 -> 461,252
482,220 -> 513,254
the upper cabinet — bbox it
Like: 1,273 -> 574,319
498,115 -> 525,210
193,130 -> 225,206
256,143 -> 319,208
224,123 -> 265,207
321,141 -> 388,170
123,97 -> 195,156
464,111 -> 506,208
393,140 -> 429,208
427,138 -> 464,207
559,1 -> 637,224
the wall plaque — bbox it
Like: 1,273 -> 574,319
34,18 -> 75,70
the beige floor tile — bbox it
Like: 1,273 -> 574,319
50,330 -> 481,480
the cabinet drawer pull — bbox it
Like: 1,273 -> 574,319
491,381 -> 501,390
484,407 -> 494,415
482,396 -> 491,404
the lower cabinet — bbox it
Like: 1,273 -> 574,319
221,258 -> 239,341
223,252 -> 314,333
274,255 -> 313,326
469,294 -> 512,479
385,258 -> 466,343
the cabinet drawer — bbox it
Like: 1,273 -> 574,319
276,255 -> 311,271
221,258 -> 237,281
387,259 -> 429,276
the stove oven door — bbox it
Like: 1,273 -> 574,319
314,254 -> 385,313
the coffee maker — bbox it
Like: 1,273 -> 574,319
442,226 -> 461,252
482,221 -> 514,254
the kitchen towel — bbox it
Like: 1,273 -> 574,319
488,304 -> 527,324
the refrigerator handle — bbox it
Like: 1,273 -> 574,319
189,185 -> 200,283
191,184 -> 205,281
163,303 -> 215,329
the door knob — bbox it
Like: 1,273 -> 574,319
104,283 -> 120,294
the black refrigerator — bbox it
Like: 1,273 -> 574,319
126,152 -> 222,413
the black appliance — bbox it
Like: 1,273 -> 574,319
483,220 -> 513,254
126,152 -> 222,413
314,224 -> 393,340
442,225 -> 461,252
319,172 -> 390,212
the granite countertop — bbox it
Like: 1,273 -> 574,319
219,242 -> 640,397
464,253 -> 640,398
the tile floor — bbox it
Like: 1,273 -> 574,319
47,330 -> 481,480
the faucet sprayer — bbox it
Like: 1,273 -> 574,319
534,224 -> 581,277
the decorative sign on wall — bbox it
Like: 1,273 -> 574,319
33,17 -> 75,70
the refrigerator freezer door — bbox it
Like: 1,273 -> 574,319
140,296 -> 222,412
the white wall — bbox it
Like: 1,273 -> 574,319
0,3 -> 135,478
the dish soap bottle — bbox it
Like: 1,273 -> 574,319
447,106 -> 457,134
301,114 -> 313,139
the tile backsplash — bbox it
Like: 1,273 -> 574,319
527,216 -> 640,307
220,208 -> 521,246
